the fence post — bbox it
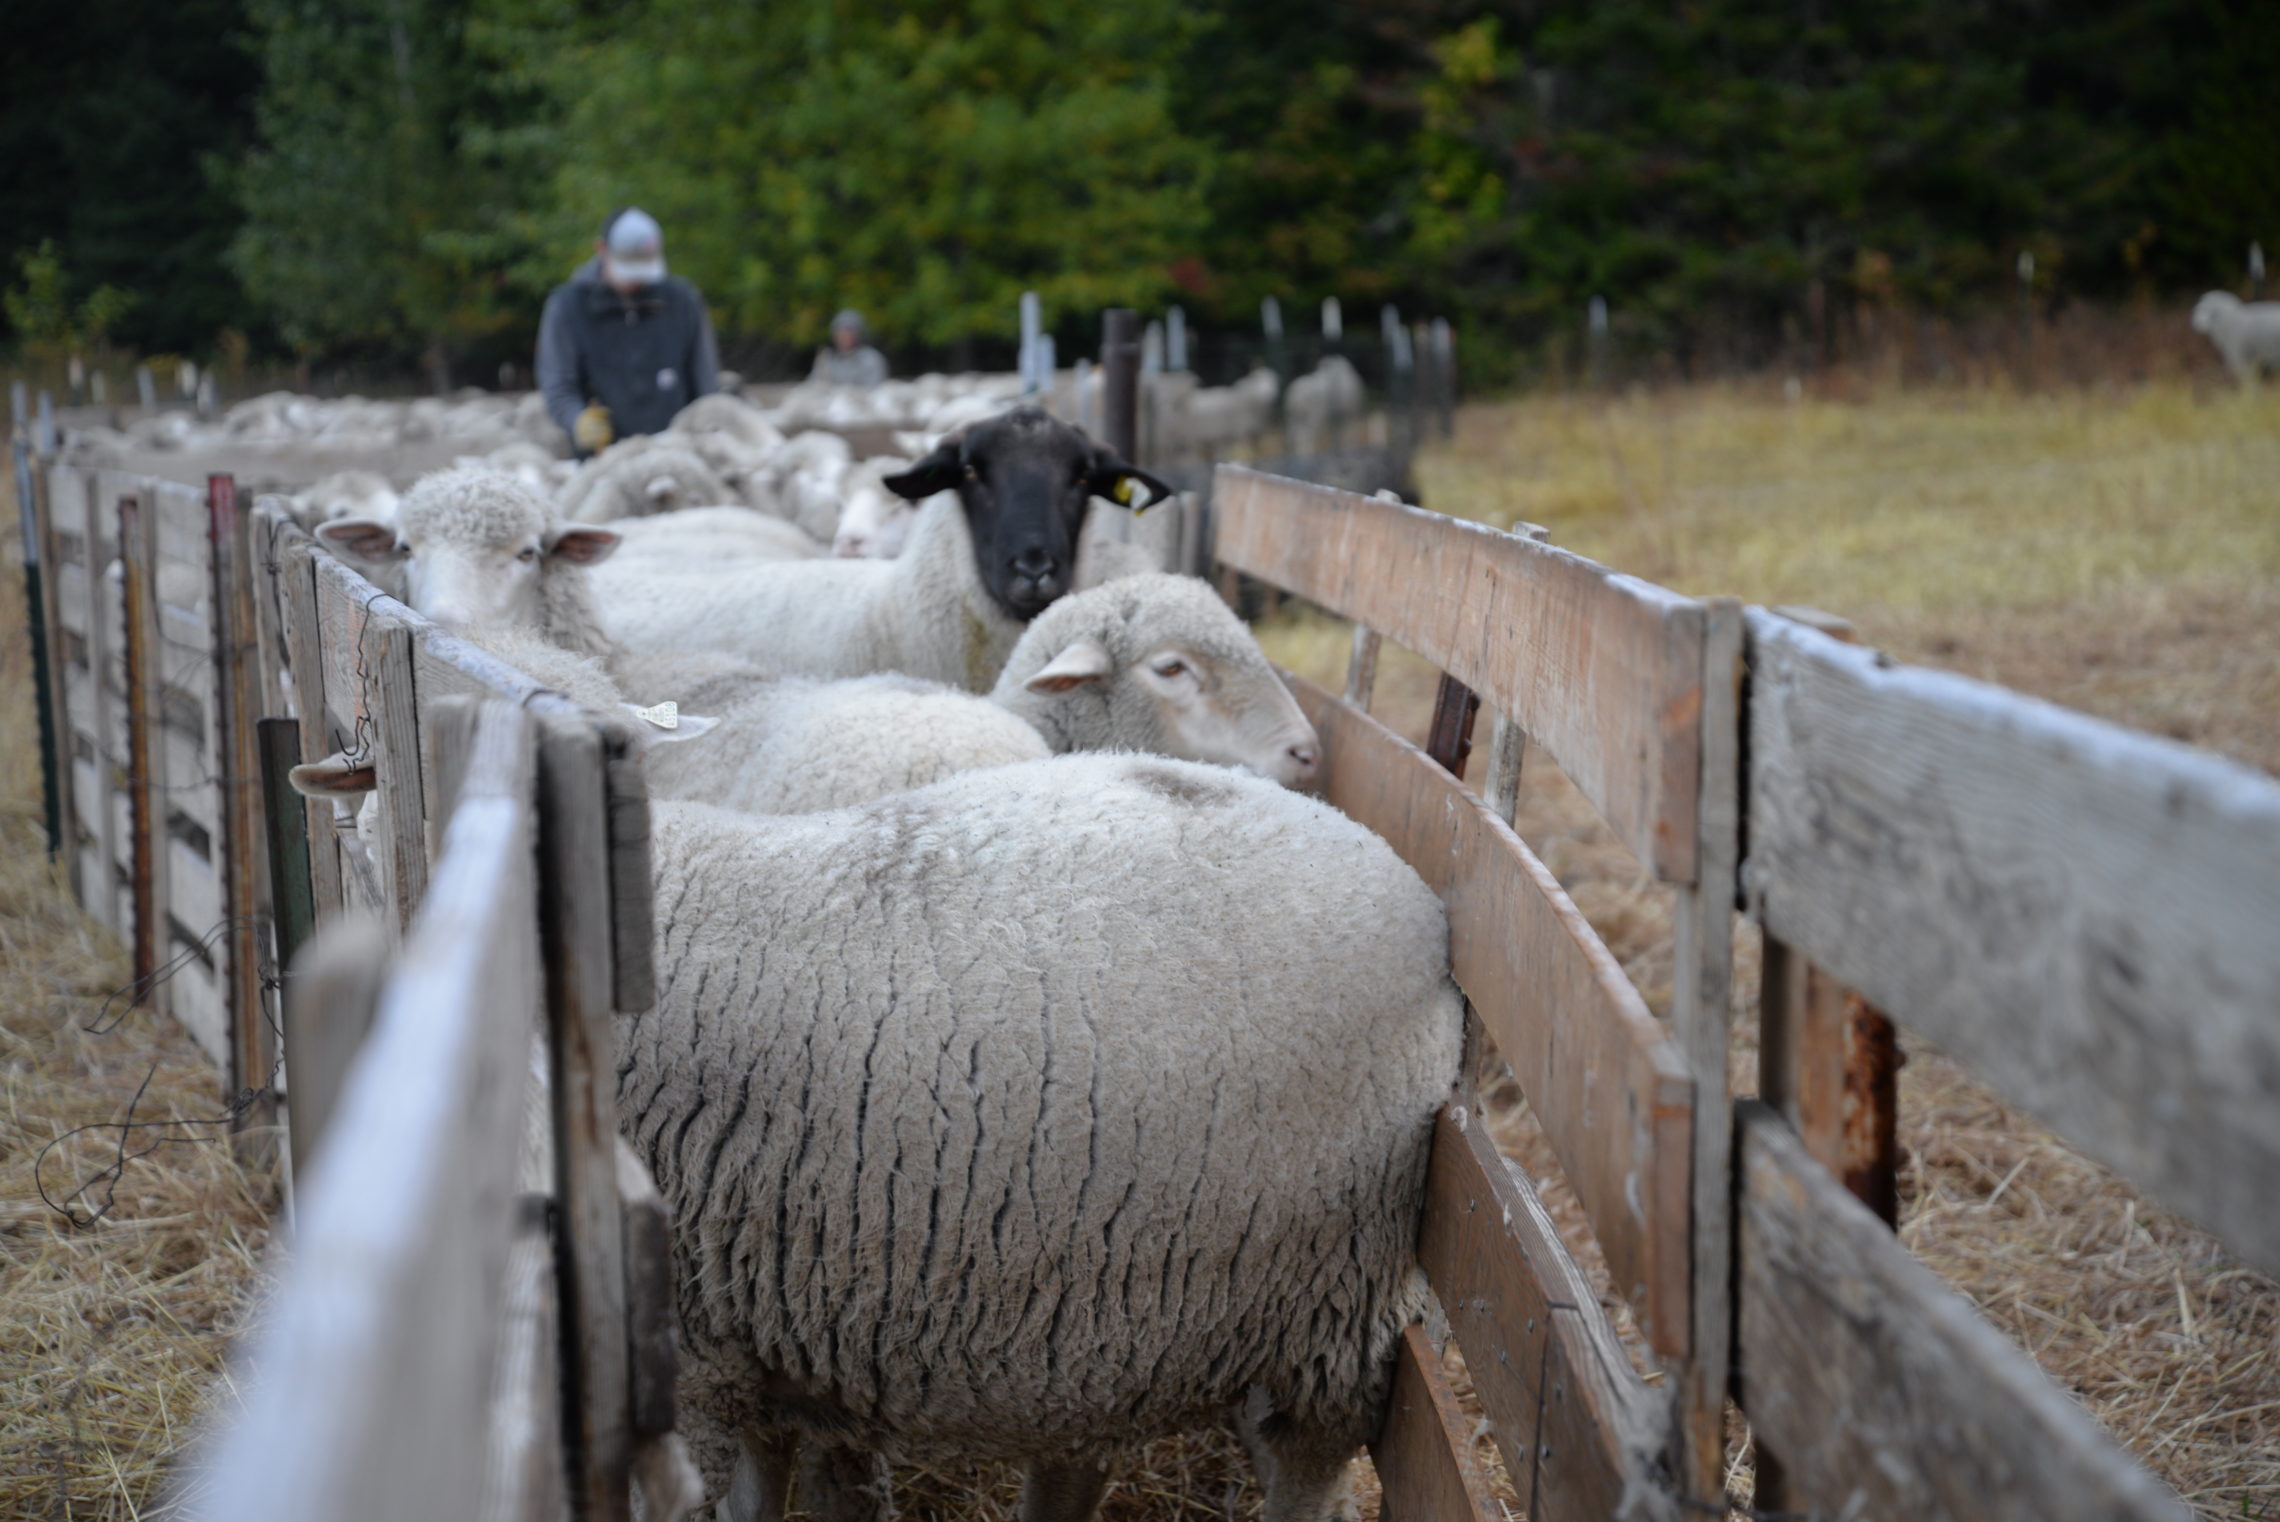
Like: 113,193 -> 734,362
1102,309 -> 1141,465
119,493 -> 166,999
210,473 -> 279,1140
15,438 -> 66,859
259,717 -> 318,981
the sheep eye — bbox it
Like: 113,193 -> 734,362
1151,657 -> 1188,679
516,547 -> 540,563
963,463 -> 980,482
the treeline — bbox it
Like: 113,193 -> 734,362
4,0 -> 2273,380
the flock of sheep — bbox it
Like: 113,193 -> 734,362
282,392 -> 1463,1522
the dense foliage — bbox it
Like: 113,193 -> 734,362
2,0 -> 2271,373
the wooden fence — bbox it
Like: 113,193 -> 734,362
1210,463 -> 2278,1522
13,432 -> 2277,1521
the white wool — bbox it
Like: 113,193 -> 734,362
558,439 -> 734,523
829,456 -> 926,558
626,754 -> 1462,1516
2193,292 -> 2280,384
593,492 -> 1023,692
607,506 -> 824,567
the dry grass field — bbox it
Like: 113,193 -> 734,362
1,373 -> 2274,1520
1259,375 -> 2280,1519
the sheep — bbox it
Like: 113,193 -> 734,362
743,428 -> 855,542
592,408 -> 1172,692
671,392 -> 783,449
625,571 -> 1319,810
989,572 -> 1317,785
626,753 -> 1463,1522
558,438 -> 735,523
471,439 -> 576,497
287,469 -> 401,530
606,505 -> 825,568
828,455 -> 926,558
2192,292 -> 2280,384
1283,356 -> 1365,453
318,466 -> 620,657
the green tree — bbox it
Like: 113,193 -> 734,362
520,0 -> 1207,348
231,0 -> 544,370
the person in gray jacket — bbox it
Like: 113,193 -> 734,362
808,308 -> 890,388
537,207 -> 720,456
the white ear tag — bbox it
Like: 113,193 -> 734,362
632,700 -> 680,731
1115,476 -> 1159,513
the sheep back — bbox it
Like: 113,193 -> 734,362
627,754 -> 1462,1463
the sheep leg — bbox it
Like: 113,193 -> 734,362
1016,1457 -> 1117,1522
1242,1413 -> 1358,1522
712,1428 -> 795,1522
794,1441 -> 895,1522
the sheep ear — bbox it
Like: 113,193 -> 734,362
1085,451 -> 1177,514
1023,636 -> 1115,693
317,519 -> 405,562
882,438 -> 963,500
550,526 -> 621,565
288,753 -> 377,798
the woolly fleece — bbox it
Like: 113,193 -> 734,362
623,753 -> 1461,1492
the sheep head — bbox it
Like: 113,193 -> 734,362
319,465 -> 620,642
882,406 -> 1174,621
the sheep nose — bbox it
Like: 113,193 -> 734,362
1010,547 -> 1055,580
1284,742 -> 1320,785
834,536 -> 867,558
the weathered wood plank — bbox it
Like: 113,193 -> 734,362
1666,598 -> 1742,1503
78,473 -> 125,933
537,715 -> 632,1522
1416,1105 -> 1661,1522
166,950 -> 231,1071
119,493 -> 167,1008
1215,466 -> 1707,881
279,539 -> 343,919
1370,1323 -> 1500,1522
1735,1102 -> 2191,1522
27,452 -> 80,894
189,705 -> 539,1522
210,476 -> 276,1127
1289,674 -> 1693,1354
615,1140 -> 677,1438
480,1204 -> 564,1522
282,912 -> 390,1178
1742,608 -> 2280,1274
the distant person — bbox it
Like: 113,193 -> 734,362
537,207 -> 719,456
809,308 -> 889,388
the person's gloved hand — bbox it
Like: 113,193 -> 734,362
574,404 -> 614,454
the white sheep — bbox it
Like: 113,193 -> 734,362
558,438 -> 735,523
2192,292 -> 2280,384
318,466 -> 620,657
828,455 -> 926,558
606,506 -> 825,568
288,469 -> 400,530
627,754 -> 1462,1522
593,408 -> 1172,691
624,571 -> 1319,810
1283,356 -> 1365,453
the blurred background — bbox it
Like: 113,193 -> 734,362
2,0 -> 2274,390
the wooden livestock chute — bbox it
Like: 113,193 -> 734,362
1209,465 -> 2242,1522
12,411 -> 2271,1520
1212,465 -> 1731,1519
1733,607 -> 2277,1521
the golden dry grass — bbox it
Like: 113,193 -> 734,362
0,476 -> 276,1520
1257,375 -> 2280,1518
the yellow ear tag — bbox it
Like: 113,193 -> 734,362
1116,476 -> 1157,513
632,700 -> 680,731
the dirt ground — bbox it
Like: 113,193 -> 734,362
1257,374 -> 2280,1519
